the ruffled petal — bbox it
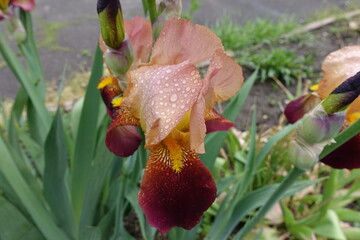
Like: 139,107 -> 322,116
124,16 -> 152,64
284,94 -> 321,124
138,142 -> 216,233
11,0 -> 35,11
203,49 -> 243,109
123,61 -> 203,147
321,122 -> 360,169
189,97 -> 206,153
205,109 -> 234,133
150,18 -> 224,65
105,107 -> 141,157
318,46 -> 360,99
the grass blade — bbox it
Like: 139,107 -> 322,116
71,46 -> 103,221
0,197 -> 44,239
44,110 -> 75,238
0,132 -> 68,240
0,31 -> 50,137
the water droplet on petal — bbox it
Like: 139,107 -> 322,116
170,94 -> 178,102
172,103 -> 176,108
186,87 -> 190,91
166,69 -> 172,73
180,105 -> 185,109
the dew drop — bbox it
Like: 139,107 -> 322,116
170,94 -> 178,102
180,105 -> 185,109
166,69 -> 172,73
172,103 -> 176,108
186,87 -> 190,91
159,90 -> 164,94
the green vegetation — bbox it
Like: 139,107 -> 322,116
213,16 -> 316,85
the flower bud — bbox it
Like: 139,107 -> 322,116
6,15 -> 26,43
152,0 -> 182,40
297,105 -> 345,144
288,138 -> 324,170
104,38 -> 134,78
322,71 -> 360,114
97,0 -> 125,50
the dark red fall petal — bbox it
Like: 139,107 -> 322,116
284,94 -> 321,124
138,144 -> 217,233
106,124 -> 141,157
321,122 -> 360,169
105,107 -> 141,157
205,109 -> 234,133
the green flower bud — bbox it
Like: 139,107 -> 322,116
97,0 -> 125,50
104,38 -> 134,78
288,138 -> 325,170
152,0 -> 182,40
6,15 -> 26,44
297,105 -> 345,144
322,71 -> 360,114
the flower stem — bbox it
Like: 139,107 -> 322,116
234,167 -> 305,239
147,0 -> 157,24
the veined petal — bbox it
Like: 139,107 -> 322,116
150,18 -> 224,65
10,0 -> 34,11
205,109 -> 234,133
106,107 -> 141,157
321,122 -> 360,169
284,93 -> 321,124
203,49 -> 243,109
318,46 -> 360,99
138,141 -> 216,233
123,61 -> 203,147
124,16 -> 152,65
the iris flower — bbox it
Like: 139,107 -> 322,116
98,17 -> 243,233
285,45 -> 360,169
0,0 -> 35,20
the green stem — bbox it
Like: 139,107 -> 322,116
234,167 -> 305,239
0,30 -> 51,134
147,0 -> 157,24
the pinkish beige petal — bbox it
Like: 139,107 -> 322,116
318,46 -> 360,99
203,50 -> 243,109
124,16 -> 153,65
150,18 -> 224,65
122,61 -> 203,147
189,97 -> 206,153
11,0 -> 34,11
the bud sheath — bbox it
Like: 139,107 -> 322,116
97,0 -> 125,50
